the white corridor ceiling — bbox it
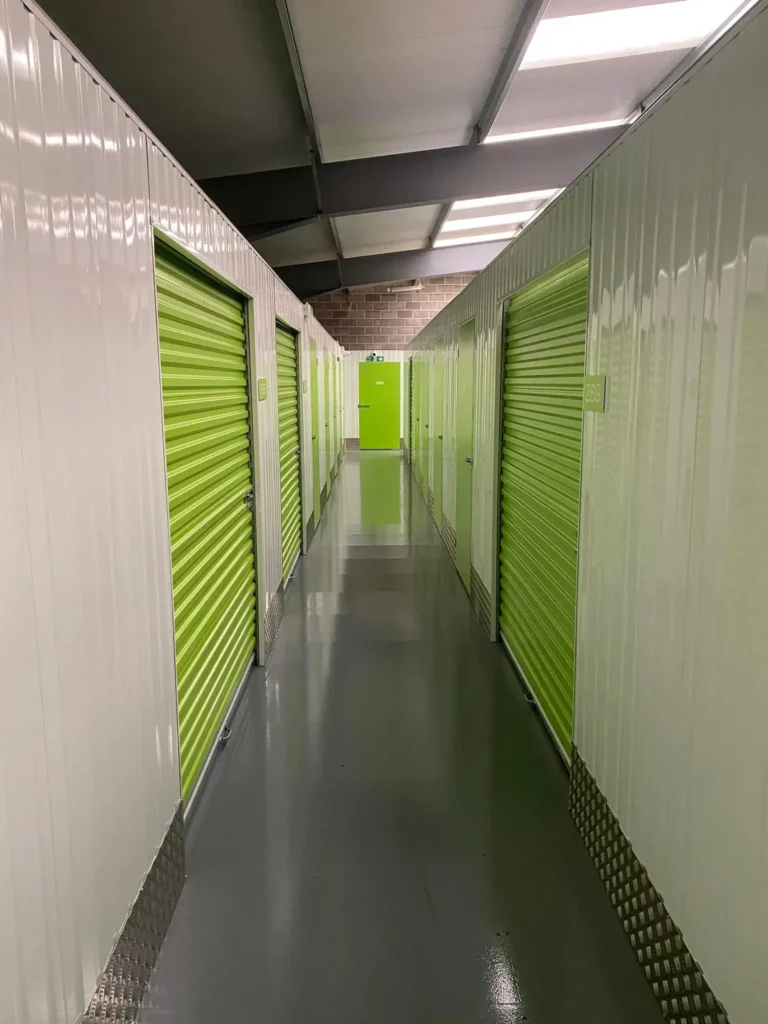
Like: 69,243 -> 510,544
38,0 -> 758,277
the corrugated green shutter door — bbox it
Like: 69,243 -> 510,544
499,253 -> 588,757
156,247 -> 256,801
276,324 -> 302,579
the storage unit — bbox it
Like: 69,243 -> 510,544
498,254 -> 588,758
156,245 -> 257,803
276,323 -> 303,580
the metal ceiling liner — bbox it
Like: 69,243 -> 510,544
156,246 -> 257,802
499,252 -> 588,759
276,323 -> 303,579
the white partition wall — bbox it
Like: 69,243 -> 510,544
405,5 -> 768,1021
0,6 -> 180,1020
0,0 -> 343,1020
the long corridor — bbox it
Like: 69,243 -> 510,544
142,452 -> 661,1024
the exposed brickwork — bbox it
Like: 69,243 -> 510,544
311,273 -> 476,350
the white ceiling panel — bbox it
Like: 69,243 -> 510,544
255,220 -> 337,268
491,49 -> 688,137
335,207 -> 441,259
286,0 -> 528,162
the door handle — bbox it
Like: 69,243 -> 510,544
358,404 -> 370,409
465,457 -> 474,465
294,448 -> 300,455
438,434 -> 443,440
312,434 -> 317,440
243,490 -> 255,509
425,424 -> 429,429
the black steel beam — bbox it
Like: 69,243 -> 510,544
200,126 -> 624,231
277,240 -> 508,300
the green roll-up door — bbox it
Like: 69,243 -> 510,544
156,246 -> 257,802
276,323 -> 302,579
499,253 -> 588,758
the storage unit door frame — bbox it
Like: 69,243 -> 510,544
498,252 -> 589,761
324,350 -> 332,492
275,321 -> 303,581
433,340 -> 445,529
310,338 -> 321,523
456,319 -> 476,589
155,242 -> 258,805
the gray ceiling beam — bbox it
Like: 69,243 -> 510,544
472,0 -> 551,144
201,125 -> 623,231
277,240 -> 508,300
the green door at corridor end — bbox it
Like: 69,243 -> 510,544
359,362 -> 400,449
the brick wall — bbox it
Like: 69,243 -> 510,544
311,273 -> 476,350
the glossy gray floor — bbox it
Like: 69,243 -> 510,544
142,452 -> 661,1024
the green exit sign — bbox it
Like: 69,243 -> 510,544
583,374 -> 606,413
257,377 -> 267,401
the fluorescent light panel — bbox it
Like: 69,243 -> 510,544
434,231 -> 518,248
520,0 -> 747,70
485,119 -> 627,145
453,189 -> 558,210
442,212 -> 533,232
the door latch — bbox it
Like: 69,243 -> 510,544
438,434 -> 443,440
465,457 -> 474,465
294,448 -> 300,455
358,404 -> 370,409
312,434 -> 317,440
243,490 -> 255,509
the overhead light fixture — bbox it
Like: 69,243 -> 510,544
453,189 -> 559,210
485,119 -> 627,145
519,0 -> 746,70
442,212 -> 533,232
434,231 -> 518,248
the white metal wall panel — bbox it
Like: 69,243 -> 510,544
0,1 -> 344,1020
576,8 -> 768,1020
0,3 -> 179,1020
407,179 -> 592,610
342,350 -> 406,440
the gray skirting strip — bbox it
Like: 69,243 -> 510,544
320,483 -> 328,511
263,580 -> 285,661
570,751 -> 730,1024
345,437 -> 360,450
469,564 -> 492,638
83,804 -> 185,1022
306,510 -> 316,548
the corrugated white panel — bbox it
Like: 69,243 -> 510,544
0,2 -> 179,1020
576,7 -> 768,1019
343,350 -> 406,440
407,178 -> 592,622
